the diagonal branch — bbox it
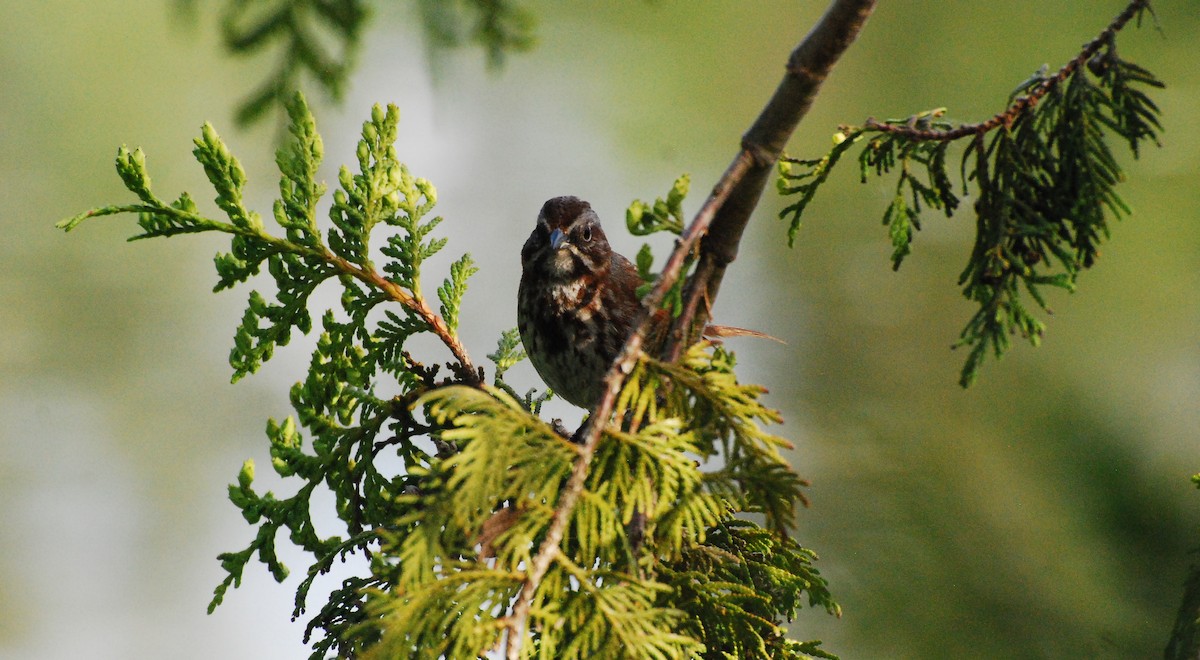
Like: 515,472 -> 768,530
502,1 -> 877,657
665,0 -> 878,360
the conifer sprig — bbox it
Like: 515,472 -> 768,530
627,174 -> 695,310
777,0 -> 1162,386
58,94 -> 478,384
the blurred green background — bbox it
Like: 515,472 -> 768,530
2,1 -> 1196,658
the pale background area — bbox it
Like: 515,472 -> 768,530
1,1 -> 1197,658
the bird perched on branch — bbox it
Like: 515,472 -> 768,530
518,196 -> 642,408
518,196 -> 775,408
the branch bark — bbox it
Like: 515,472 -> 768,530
665,0 -> 877,360
503,1 -> 876,657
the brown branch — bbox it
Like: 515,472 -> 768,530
861,0 -> 1151,142
665,0 -> 878,361
501,1 -> 877,657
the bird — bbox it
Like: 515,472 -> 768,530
518,196 -> 778,409
517,196 -> 643,408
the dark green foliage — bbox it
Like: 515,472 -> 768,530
856,110 -> 961,270
954,44 -> 1162,387
777,7 -> 1162,387
212,0 -> 536,127
660,520 -> 838,660
417,0 -> 537,68
60,94 -> 832,658
775,133 -> 860,248
221,0 -> 369,127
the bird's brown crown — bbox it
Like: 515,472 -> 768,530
538,196 -> 594,229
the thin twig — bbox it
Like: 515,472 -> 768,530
862,0 -> 1151,141
501,1 -> 878,656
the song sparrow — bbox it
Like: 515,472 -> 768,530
517,196 -> 643,408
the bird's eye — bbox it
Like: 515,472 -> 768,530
580,226 -> 593,242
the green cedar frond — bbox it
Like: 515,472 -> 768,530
552,577 -> 704,660
649,342 -> 807,533
777,6 -> 1163,387
301,573 -> 382,657
434,387 -> 574,531
487,327 -> 527,380
274,92 -> 325,248
377,166 -> 445,292
588,419 -> 728,558
438,253 -> 479,332
193,122 -> 261,230
660,520 -> 839,659
364,566 -> 519,660
953,45 -> 1163,386
404,386 -> 575,575
373,310 -> 431,380
211,455 -> 342,616
329,103 -> 428,268
777,130 -> 863,246
487,328 -> 551,411
849,119 -> 961,269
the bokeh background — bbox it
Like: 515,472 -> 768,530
2,1 -> 1197,658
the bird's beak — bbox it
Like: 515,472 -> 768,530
549,228 -> 567,250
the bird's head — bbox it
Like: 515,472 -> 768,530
521,196 -> 612,282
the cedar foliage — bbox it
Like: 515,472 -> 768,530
777,1 -> 1162,386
